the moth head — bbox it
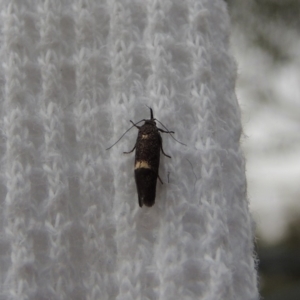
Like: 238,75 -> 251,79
144,119 -> 156,126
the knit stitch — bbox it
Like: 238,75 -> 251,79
0,0 -> 259,299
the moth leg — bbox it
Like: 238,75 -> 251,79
158,174 -> 163,184
160,143 -> 171,158
123,144 -> 136,154
158,134 -> 171,158
158,128 -> 174,134
130,120 -> 141,129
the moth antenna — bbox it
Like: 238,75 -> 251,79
186,158 -> 197,191
106,119 -> 145,150
155,119 -> 187,146
186,159 -> 197,181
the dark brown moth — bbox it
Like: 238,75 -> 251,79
124,108 -> 173,207
106,107 -> 185,207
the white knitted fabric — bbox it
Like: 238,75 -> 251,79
0,0 -> 259,299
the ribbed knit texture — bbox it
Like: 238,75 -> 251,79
0,0 -> 259,299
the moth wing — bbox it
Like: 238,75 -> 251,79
135,168 -> 157,207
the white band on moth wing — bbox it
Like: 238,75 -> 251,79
135,161 -> 151,169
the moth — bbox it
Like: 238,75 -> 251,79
124,108 -> 174,207
107,107 -> 185,207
